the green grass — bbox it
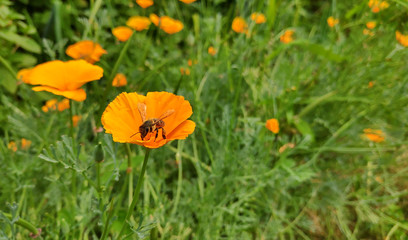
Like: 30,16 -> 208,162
1,0 -> 408,239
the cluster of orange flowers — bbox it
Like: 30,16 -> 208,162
368,0 -> 389,13
8,138 -> 32,152
231,13 -> 266,35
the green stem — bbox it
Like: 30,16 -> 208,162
53,0 -> 63,58
1,212 -> 39,237
97,162 -> 102,198
83,0 -> 103,39
125,143 -> 133,207
0,55 -> 17,78
116,148 -> 151,240
173,75 -> 184,95
102,31 -> 135,106
100,197 -> 115,240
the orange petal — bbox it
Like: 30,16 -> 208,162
66,40 -> 107,63
24,60 -> 103,90
112,26 -> 134,42
126,16 -> 151,31
32,86 -> 87,102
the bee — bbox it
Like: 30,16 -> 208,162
130,102 -> 175,141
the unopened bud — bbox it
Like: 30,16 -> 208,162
94,143 -> 104,163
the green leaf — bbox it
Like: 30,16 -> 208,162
292,41 -> 346,63
0,31 -> 41,53
9,53 -> 37,68
293,117 -> 315,144
38,153 -> 58,163
0,67 -> 17,93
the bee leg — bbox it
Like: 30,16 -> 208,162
154,129 -> 159,142
162,128 -> 167,139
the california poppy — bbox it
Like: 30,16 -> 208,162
250,13 -> 266,24
232,17 -> 248,34
327,16 -> 339,28
280,30 -> 294,44
21,138 -> 32,150
66,40 -> 107,64
126,16 -> 151,31
20,60 -> 103,101
136,0 -> 153,8
368,0 -> 389,13
8,141 -> 17,152
112,26 -> 134,42
42,98 -> 70,112
112,73 -> 127,87
208,46 -> 217,56
150,14 -> 184,34
179,0 -> 196,3
102,92 -> 195,149
363,128 -> 385,142
72,115 -> 82,127
396,31 -> 408,47
266,118 -> 279,134
366,21 -> 376,29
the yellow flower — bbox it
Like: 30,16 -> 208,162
363,128 -> 385,143
368,0 -> 389,13
396,31 -> 408,47
112,26 -> 134,42
8,141 -> 17,152
280,30 -> 294,44
266,118 -> 279,134
366,21 -> 376,29
136,0 -> 153,8
327,16 -> 339,28
232,17 -> 248,34
102,92 -> 196,149
66,40 -> 107,64
179,0 -> 197,3
126,16 -> 151,31
250,13 -> 266,24
112,73 -> 127,87
20,60 -> 103,101
21,138 -> 32,150
208,46 -> 217,56
72,115 -> 82,127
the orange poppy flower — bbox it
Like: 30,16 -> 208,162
151,15 -> 183,34
366,21 -> 376,29
368,81 -> 374,88
363,128 -> 385,142
396,31 -> 408,47
112,26 -> 133,42
42,98 -> 70,112
112,73 -> 127,87
327,16 -> 339,28
280,30 -> 294,44
66,40 -> 107,64
136,0 -> 153,8
368,0 -> 389,13
250,13 -> 266,24
72,115 -> 82,127
208,46 -> 217,56
102,92 -> 196,149
8,141 -> 17,152
232,17 -> 248,34
180,67 -> 190,76
126,16 -> 151,31
21,60 -> 103,101
179,0 -> 197,3
17,68 -> 33,83
266,118 -> 279,134
21,138 -> 32,150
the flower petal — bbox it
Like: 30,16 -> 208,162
32,86 -> 87,101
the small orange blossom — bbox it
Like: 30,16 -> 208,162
368,0 -> 389,13
136,0 -> 153,8
179,0 -> 197,3
180,67 -> 190,76
232,17 -> 248,34
20,60 -> 103,101
266,118 -> 279,134
66,40 -> 107,64
208,46 -> 217,56
112,26 -> 133,42
327,16 -> 339,28
250,13 -> 266,24
363,128 -> 385,143
102,92 -> 195,149
280,30 -> 294,44
396,31 -> 408,47
72,115 -> 82,127
112,73 -> 127,87
42,98 -> 70,112
8,141 -> 17,152
21,138 -> 32,150
126,16 -> 151,31
366,21 -> 376,29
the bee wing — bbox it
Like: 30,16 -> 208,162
137,102 -> 147,122
158,109 -> 175,120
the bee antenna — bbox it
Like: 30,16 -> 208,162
130,132 -> 141,138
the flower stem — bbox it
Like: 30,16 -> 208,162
100,197 -> 114,240
1,212 -> 39,237
125,143 -> 133,207
116,148 -> 151,240
68,99 -> 77,198
173,75 -> 184,95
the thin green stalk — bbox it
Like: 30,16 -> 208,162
125,143 -> 133,207
171,141 -> 183,217
68,99 -> 77,199
116,148 -> 151,240
2,212 -> 39,237
173,75 -> 184,95
100,198 -> 115,240
53,0 -> 63,58
97,162 -> 102,198
83,0 -> 103,39
0,55 -> 17,77
103,31 -> 135,106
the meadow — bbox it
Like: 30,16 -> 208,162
1,0 -> 408,239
